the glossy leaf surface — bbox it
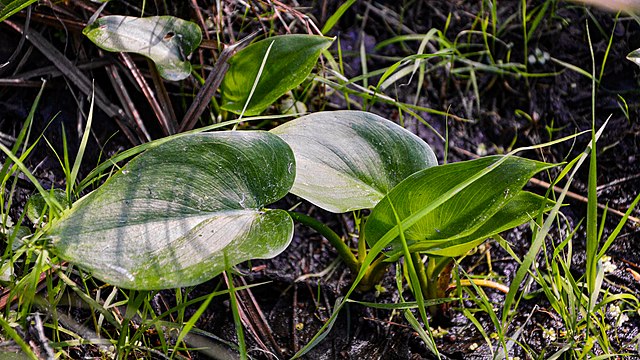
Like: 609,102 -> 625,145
48,132 -> 295,289
83,15 -> 202,81
271,111 -> 438,213
221,35 -> 333,116
365,156 -> 554,256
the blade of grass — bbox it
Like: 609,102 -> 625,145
321,0 -> 356,35
225,270 -> 246,360
501,117 -> 610,324
0,80 -> 42,181
0,143 -> 64,213
68,88 -> 95,197
236,40 -> 275,123
586,20 -> 598,295
0,316 -> 38,359
596,192 -> 640,259
171,288 -> 219,358
387,198 -> 438,355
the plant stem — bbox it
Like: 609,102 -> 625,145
287,211 -> 359,273
425,256 -> 438,302
359,255 -> 390,291
357,226 -> 367,264
411,253 -> 429,299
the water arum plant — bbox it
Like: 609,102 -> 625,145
46,110 -> 553,321
273,111 -> 554,318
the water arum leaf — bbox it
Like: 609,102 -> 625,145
365,156 -> 554,256
384,191 -> 553,260
271,111 -> 438,213
83,15 -> 202,81
221,34 -> 333,116
48,132 -> 295,290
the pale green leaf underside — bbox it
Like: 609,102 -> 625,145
365,156 -> 554,256
271,111 -> 438,213
48,131 -> 295,289
83,15 -> 202,81
221,34 -> 333,116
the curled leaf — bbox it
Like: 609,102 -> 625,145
83,15 -> 202,81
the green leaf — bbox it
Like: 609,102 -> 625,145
271,111 -> 438,213
25,189 -> 67,225
0,0 -> 36,23
365,156 -> 554,256
386,191 -> 553,259
221,35 -> 333,116
47,132 -> 295,290
83,15 -> 202,81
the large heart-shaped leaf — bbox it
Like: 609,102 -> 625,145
221,34 -> 333,116
365,156 -> 554,256
271,111 -> 438,213
48,131 -> 295,290
83,15 -> 202,81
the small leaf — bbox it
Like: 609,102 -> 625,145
48,131 -> 295,290
221,35 -> 333,116
271,111 -> 438,213
83,15 -> 202,81
365,156 -> 554,256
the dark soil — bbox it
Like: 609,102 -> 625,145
1,0 -> 639,359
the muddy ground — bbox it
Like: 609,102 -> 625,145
0,0 -> 639,359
